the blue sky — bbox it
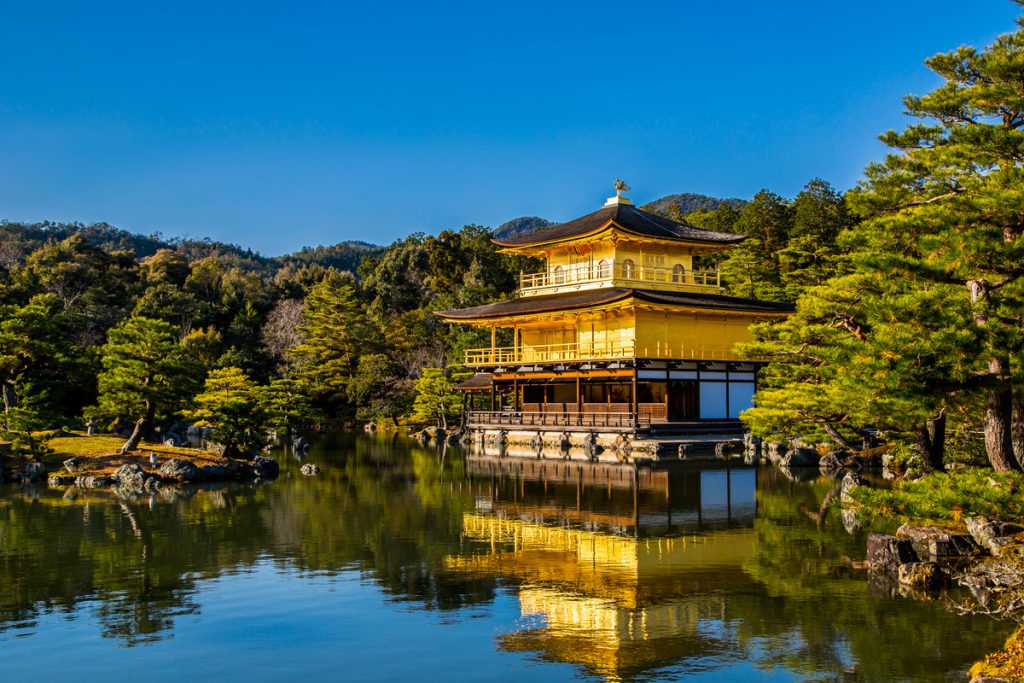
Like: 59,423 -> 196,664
1,1 -> 1020,254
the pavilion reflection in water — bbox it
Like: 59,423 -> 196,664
448,457 -> 758,680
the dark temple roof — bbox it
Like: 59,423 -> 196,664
491,202 -> 746,248
452,372 -> 492,391
436,288 -> 794,320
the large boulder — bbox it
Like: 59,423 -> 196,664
898,561 -> 946,589
897,524 -> 978,560
779,447 -> 819,468
76,475 -> 114,488
866,533 -> 918,571
250,456 -> 280,480
765,442 -> 788,464
112,462 -> 148,487
23,461 -> 47,482
158,458 -> 200,483
200,464 -> 229,481
966,516 -> 1024,556
840,471 -> 866,506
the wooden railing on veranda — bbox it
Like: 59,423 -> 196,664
467,411 -> 652,430
519,261 -> 721,292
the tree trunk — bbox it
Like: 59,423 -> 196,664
1012,394 -> 1024,470
986,371 -> 1019,472
1,381 -> 18,429
968,280 -> 1019,472
120,402 -> 156,454
120,416 -> 149,454
822,422 -> 856,451
914,412 -> 946,473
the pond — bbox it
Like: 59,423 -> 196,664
0,433 -> 1013,682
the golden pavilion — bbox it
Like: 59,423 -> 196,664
436,182 -> 793,436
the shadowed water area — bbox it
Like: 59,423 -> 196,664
0,433 -> 1014,682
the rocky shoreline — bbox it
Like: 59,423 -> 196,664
2,454 -> 280,491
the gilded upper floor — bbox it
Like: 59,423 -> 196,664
493,192 -> 745,298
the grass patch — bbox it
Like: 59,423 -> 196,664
39,431 -> 230,477
849,467 -> 1024,526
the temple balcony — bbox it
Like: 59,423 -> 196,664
518,261 -> 721,297
463,340 -> 748,367
464,340 -> 636,366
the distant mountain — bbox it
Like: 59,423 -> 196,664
493,216 -> 553,241
0,220 -> 383,274
641,193 -> 746,216
279,241 -> 384,273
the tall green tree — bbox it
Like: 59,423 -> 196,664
0,294 -> 70,426
94,316 -> 199,453
184,367 -> 267,458
289,273 -> 377,415
845,19 -> 1024,471
411,366 -> 472,429
720,190 -> 793,301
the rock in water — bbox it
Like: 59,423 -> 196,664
23,461 -> 47,482
113,462 -> 148,487
779,447 -> 818,468
840,471 -> 866,507
158,458 -> 200,483
866,533 -> 918,571
76,475 -> 114,488
300,463 -> 320,476
966,515 -> 1024,556
898,561 -> 945,589
897,524 -> 979,559
63,457 -> 83,474
251,456 -> 280,479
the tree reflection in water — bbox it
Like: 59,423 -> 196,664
0,434 -> 1014,680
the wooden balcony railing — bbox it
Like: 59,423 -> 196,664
519,262 -> 721,293
464,341 -> 749,365
467,410 -> 651,430
464,340 -> 635,366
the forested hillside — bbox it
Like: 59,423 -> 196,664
0,175 -> 850,455
0,219 -> 537,452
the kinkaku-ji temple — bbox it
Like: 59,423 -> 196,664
436,181 -> 794,457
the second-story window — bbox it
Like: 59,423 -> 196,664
621,258 -> 636,278
597,259 -> 611,278
552,265 -> 565,284
672,264 -> 686,283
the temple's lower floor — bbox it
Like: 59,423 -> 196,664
460,361 -> 759,434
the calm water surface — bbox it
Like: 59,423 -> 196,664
0,434 -> 1013,682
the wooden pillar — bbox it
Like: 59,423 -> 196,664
490,382 -> 496,412
576,375 -> 582,411
490,325 -> 496,360
631,370 -> 639,422
513,377 -> 519,411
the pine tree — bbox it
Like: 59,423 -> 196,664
410,366 -> 472,429
184,367 -> 267,458
288,273 -> 378,416
95,316 -> 199,453
0,294 -> 70,428
845,21 -> 1024,471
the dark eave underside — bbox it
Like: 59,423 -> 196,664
492,203 -> 746,248
435,288 -> 795,320
452,372 -> 492,391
